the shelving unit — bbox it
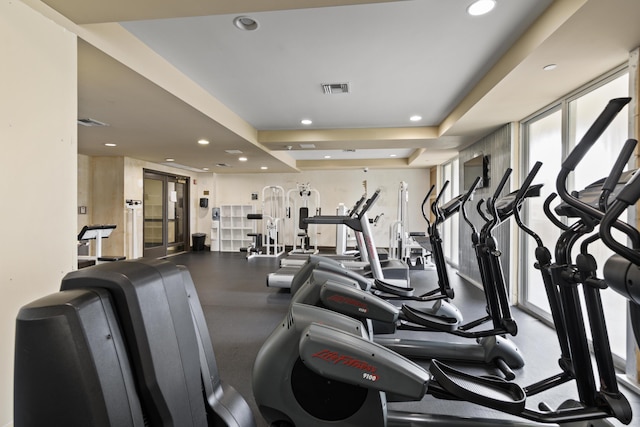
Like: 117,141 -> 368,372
219,205 -> 255,252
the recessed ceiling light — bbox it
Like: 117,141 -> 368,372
410,115 -> 422,122
324,155 -> 332,159
261,166 -> 268,170
301,119 -> 313,125
198,139 -> 209,145
467,0 -> 496,16
390,154 -> 397,157
543,64 -> 558,71
239,157 -> 248,162
203,167 -> 210,171
165,158 -> 175,162
104,143 -> 117,147
233,16 -> 259,31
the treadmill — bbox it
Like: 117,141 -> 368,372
278,194 -> 369,268
267,190 -> 410,288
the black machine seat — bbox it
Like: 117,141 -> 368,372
429,360 -> 526,415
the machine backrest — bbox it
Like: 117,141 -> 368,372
15,258 -> 255,427
15,288 -> 145,427
299,207 -> 309,230
60,259 -> 208,427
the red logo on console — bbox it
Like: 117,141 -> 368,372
312,349 -> 379,381
327,294 -> 369,313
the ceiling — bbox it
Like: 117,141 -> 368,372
29,0 -> 640,173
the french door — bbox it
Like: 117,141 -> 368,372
143,170 -> 189,258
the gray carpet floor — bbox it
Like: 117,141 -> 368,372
170,251 -> 640,427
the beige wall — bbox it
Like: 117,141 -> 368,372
214,168 -> 431,249
0,1 -> 77,425
80,162 -> 430,256
92,157 -> 126,256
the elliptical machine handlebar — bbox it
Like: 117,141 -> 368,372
511,162 -> 543,246
421,184 -> 436,226
460,176 -> 482,235
599,138 -> 637,210
513,162 -> 543,208
431,180 -> 450,221
600,169 -> 640,266
561,98 -> 631,172
485,168 -> 512,234
556,98 -> 631,221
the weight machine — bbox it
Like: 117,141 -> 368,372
388,181 -> 434,269
246,185 -> 285,258
286,183 -> 320,255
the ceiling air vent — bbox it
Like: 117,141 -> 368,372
77,118 -> 109,127
216,163 -> 232,168
225,149 -> 243,154
321,82 -> 350,94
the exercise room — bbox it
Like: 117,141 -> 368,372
5,1 -> 640,426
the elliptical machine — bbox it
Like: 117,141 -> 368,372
252,97 -> 636,427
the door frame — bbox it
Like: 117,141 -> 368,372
143,169 -> 190,258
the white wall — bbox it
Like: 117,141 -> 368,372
214,168 -> 431,250
0,2 -> 77,425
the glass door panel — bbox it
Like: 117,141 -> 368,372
143,171 -> 189,257
167,178 -> 187,254
144,176 -> 165,253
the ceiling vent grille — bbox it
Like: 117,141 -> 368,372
77,118 -> 109,127
321,83 -> 350,94
216,163 -> 232,168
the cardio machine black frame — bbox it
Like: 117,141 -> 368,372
251,97 -> 638,427
400,166 -> 541,341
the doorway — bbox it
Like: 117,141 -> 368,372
143,170 -> 190,258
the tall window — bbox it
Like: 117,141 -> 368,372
521,68 -> 630,360
442,159 -> 460,266
522,107 -> 562,315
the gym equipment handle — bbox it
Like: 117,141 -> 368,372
562,97 -> 630,172
601,139 -> 637,194
513,161 -> 542,206
358,189 -> 381,217
599,138 -> 637,210
421,184 -> 436,222
615,168 -> 640,206
492,168 -> 512,201
432,181 -> 450,214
